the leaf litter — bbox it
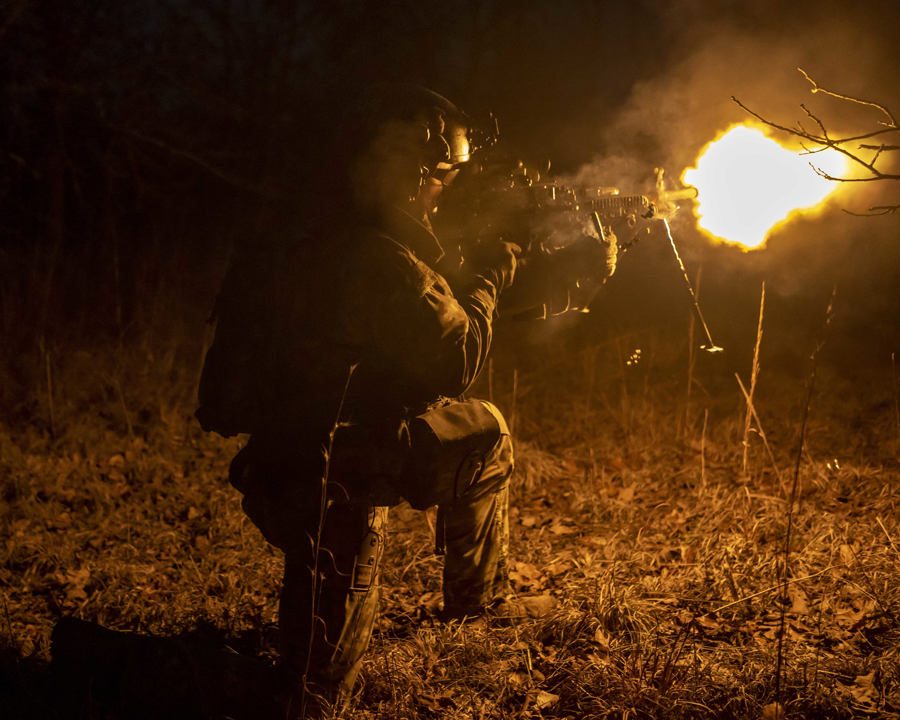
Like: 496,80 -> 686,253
0,330 -> 899,718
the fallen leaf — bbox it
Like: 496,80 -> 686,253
788,586 -> 809,614
546,561 -> 572,577
617,484 -> 635,503
417,592 -> 441,612
511,561 -> 542,580
548,518 -> 575,535
762,701 -> 783,719
509,561 -> 544,590
849,672 -> 877,707
592,627 -> 610,652
508,671 -> 528,687
64,568 -> 91,602
520,595 -> 557,617
534,690 -> 559,709
839,544 -> 856,567
194,535 -> 211,554
697,612 -> 720,630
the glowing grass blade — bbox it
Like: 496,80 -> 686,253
682,125 -> 848,250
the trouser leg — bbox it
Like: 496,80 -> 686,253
441,433 -> 514,614
279,503 -> 388,712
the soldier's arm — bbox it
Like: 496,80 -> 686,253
347,236 -> 504,399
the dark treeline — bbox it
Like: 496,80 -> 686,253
3,0 -> 900,414
0,0 -> 673,344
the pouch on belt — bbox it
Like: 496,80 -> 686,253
399,399 -> 507,511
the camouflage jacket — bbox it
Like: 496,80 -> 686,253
234,205 -> 502,505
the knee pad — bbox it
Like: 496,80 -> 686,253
351,528 -> 383,590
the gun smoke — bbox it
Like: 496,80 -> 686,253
544,3 -> 900,368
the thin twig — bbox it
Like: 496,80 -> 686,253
700,409 -> 708,493
714,566 -> 839,613
2,592 -> 19,655
40,338 -> 56,439
798,67 -> 897,126
843,203 -> 900,217
735,375 -> 785,494
742,283 -> 765,475
774,287 -> 836,709
846,542 -> 899,626
302,363 -> 357,717
114,377 -> 134,440
893,354 -> 900,445
585,346 -> 597,417
876,516 -> 898,554
121,124 -> 281,198
683,264 -> 701,441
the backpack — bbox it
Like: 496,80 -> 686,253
195,243 -> 288,438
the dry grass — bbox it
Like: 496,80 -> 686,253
1,322 -> 899,719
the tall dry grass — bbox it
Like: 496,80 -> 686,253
1,294 -> 899,718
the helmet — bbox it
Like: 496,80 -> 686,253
334,84 -> 496,208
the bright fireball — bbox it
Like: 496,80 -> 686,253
682,125 -> 848,250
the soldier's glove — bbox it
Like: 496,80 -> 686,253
465,241 -> 521,293
552,231 -> 617,282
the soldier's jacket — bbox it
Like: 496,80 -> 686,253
232,204 -> 503,507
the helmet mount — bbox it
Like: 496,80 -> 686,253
335,85 -> 496,210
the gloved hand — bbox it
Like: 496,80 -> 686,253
465,241 -> 521,293
552,231 -> 617,281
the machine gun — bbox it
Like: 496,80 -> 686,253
434,160 -> 720,350
436,160 -> 696,254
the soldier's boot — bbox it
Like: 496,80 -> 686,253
278,504 -> 387,718
439,594 -> 558,625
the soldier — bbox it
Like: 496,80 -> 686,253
196,84 -> 617,716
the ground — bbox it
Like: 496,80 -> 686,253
1,320 -> 899,719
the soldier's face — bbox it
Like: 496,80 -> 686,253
418,176 -> 444,205
417,162 -> 461,205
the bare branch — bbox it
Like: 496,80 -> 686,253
799,67 -> 897,126
733,71 -> 900,214
123,125 -> 280,198
800,103 -> 828,140
731,96 -> 797,135
810,163 -> 900,183
844,204 -> 900,217
821,127 -> 900,145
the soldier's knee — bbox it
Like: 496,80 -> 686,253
493,433 -> 514,481
348,525 -> 383,591
478,400 -> 514,477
